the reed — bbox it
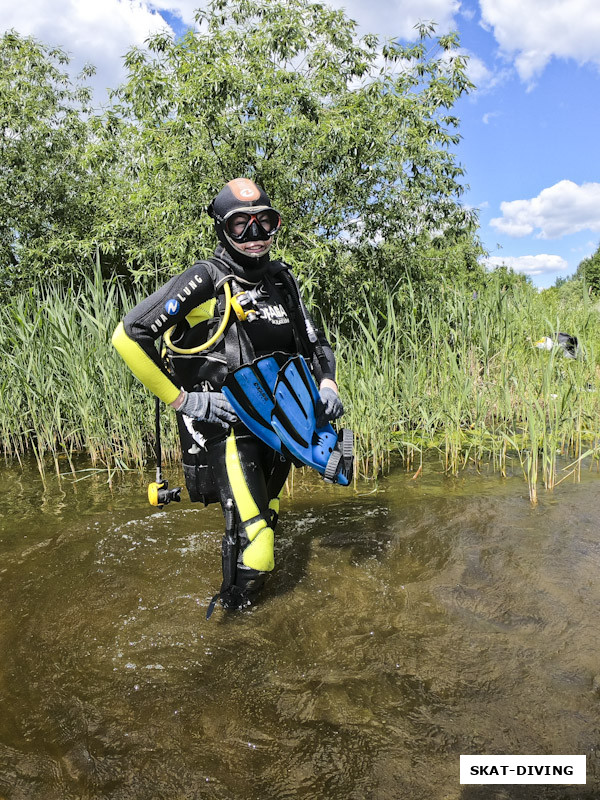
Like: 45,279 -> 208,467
0,267 -> 181,481
335,272 -> 600,498
1,268 -> 600,500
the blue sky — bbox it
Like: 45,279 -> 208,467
452,3 -> 600,288
3,0 -> 599,289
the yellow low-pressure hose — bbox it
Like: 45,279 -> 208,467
163,282 -> 232,354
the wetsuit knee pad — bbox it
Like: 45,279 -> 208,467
241,525 -> 274,572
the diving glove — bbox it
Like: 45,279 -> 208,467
178,391 -> 237,428
317,387 -> 344,426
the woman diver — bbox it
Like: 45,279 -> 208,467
112,178 -> 347,614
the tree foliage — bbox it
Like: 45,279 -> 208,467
575,241 -> 600,294
92,0 -> 479,302
2,0 -> 483,320
0,31 -> 95,286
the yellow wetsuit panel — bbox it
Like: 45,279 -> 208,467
112,322 -> 180,405
185,298 -> 216,328
225,431 -> 275,571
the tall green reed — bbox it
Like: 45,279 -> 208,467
0,266 -> 181,482
335,272 -> 600,498
1,267 -> 600,501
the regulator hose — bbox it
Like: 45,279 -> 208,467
163,282 -> 232,355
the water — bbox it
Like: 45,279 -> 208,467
1,458 -> 600,799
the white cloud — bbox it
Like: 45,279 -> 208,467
333,0 -> 461,39
490,181 -> 600,239
435,46 -> 510,97
480,0 -> 600,82
2,0 -> 174,105
2,0 -> 467,104
482,110 -> 500,124
482,254 -> 569,276
464,52 -> 494,88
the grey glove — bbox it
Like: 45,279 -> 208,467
179,391 -> 237,428
316,387 -> 344,427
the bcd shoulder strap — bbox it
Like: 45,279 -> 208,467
272,264 -> 330,380
206,256 -> 258,371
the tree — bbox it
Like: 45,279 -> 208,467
575,242 -> 600,294
0,31 -> 95,288
92,0 -> 477,310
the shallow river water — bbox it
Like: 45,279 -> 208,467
1,458 -> 600,800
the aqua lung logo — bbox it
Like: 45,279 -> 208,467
150,274 -> 203,333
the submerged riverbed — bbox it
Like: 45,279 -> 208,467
1,458 -> 599,799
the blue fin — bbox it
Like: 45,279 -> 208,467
271,356 -> 353,486
222,352 -> 289,453
223,353 -> 353,486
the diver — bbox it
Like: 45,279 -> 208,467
112,178 -> 349,614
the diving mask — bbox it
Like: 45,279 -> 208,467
223,208 -> 282,243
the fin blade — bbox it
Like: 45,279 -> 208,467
271,355 -> 346,480
222,352 -> 291,453
272,357 -> 316,449
223,358 -> 280,451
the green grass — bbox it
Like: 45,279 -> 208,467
1,268 -> 600,501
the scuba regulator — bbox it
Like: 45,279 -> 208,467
148,469 -> 181,508
230,283 -> 269,323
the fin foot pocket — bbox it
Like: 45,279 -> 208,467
324,428 -> 354,485
324,450 -> 342,483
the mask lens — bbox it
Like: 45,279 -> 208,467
225,209 -> 281,242
257,209 -> 281,236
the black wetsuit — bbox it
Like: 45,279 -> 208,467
113,244 -> 336,607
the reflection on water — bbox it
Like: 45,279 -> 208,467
1,459 -> 600,799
